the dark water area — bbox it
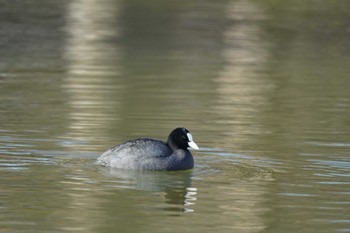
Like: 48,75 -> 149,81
1,0 -> 350,232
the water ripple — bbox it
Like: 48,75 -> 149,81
195,147 -> 277,181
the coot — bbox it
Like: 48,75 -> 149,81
96,127 -> 199,171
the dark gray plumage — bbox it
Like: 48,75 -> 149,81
96,127 -> 199,171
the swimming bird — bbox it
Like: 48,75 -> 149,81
96,127 -> 199,171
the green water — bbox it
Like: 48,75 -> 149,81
1,0 -> 350,232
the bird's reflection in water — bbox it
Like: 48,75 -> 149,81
100,168 -> 197,213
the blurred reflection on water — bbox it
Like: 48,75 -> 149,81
63,0 -> 122,151
214,0 -> 272,151
0,0 -> 350,233
100,169 -> 195,212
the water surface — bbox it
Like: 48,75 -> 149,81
1,0 -> 350,232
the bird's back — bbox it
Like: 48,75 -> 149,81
96,138 -> 173,169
